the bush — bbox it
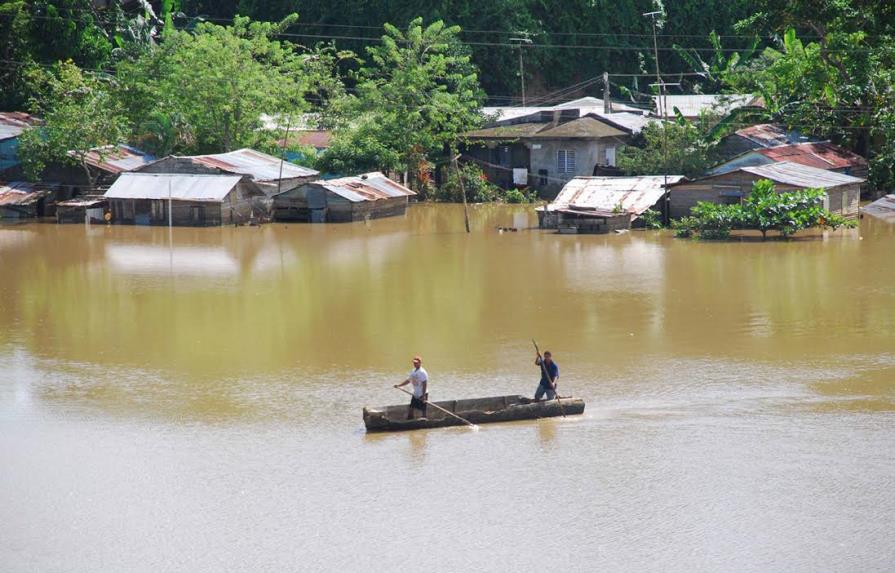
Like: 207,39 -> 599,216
640,208 -> 663,229
675,179 -> 857,240
435,163 -> 500,203
504,189 -> 529,204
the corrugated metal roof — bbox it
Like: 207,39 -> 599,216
104,173 -> 249,201
733,124 -> 815,148
862,194 -> 895,221
0,112 -> 39,141
74,145 -> 155,173
316,172 -> 416,203
482,97 -> 644,124
0,181 -> 52,206
654,94 -> 758,117
547,175 -> 685,217
741,161 -> 865,188
755,142 -> 867,170
188,148 -> 318,181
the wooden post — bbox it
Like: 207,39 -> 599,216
452,155 -> 471,234
603,72 -> 611,113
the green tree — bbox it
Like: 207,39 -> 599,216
617,113 -> 721,178
321,18 -> 485,184
116,14 -> 342,154
677,179 -> 857,240
18,61 -> 129,188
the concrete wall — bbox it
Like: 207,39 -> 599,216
530,139 -> 620,197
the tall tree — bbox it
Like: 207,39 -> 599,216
320,18 -> 484,184
116,14 -> 344,154
17,61 -> 129,188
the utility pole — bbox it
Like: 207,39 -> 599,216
603,72 -> 611,113
644,9 -> 670,225
510,35 -> 533,106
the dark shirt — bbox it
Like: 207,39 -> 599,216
538,359 -> 559,387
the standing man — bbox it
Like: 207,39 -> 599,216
395,356 -> 428,419
534,350 -> 559,401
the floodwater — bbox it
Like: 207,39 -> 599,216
1,204 -> 893,572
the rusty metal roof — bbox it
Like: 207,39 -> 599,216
755,142 -> 867,170
104,173 -> 258,202
547,175 -> 684,217
741,161 -> 864,189
862,195 -> 895,222
0,112 -> 39,141
733,124 -> 816,148
0,181 -> 53,206
74,145 -> 155,174
316,172 -> 416,203
187,148 -> 318,181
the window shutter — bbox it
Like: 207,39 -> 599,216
557,149 -> 577,174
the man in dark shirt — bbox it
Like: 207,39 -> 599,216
534,351 -> 559,401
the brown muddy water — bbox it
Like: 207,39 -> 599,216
1,204 -> 894,572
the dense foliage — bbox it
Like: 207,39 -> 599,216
673,180 -> 856,240
617,113 -> 721,179
18,61 -> 129,187
317,18 -> 484,185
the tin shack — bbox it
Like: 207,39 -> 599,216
538,175 -> 684,234
0,182 -> 54,220
669,161 -> 865,219
272,172 -> 415,223
104,173 -> 265,226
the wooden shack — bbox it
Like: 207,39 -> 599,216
669,161 -> 864,219
137,148 -> 318,198
538,175 -> 683,234
272,172 -> 415,223
56,196 -> 108,224
0,182 -> 54,219
104,173 -> 265,226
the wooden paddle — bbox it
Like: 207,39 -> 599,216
532,339 -> 566,417
394,386 -> 479,430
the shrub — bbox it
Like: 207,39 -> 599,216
640,208 -> 663,229
436,163 -> 500,203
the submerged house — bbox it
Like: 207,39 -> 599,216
538,175 -> 684,234
706,142 -> 869,197
862,195 -> 895,222
669,161 -> 865,219
55,196 -> 109,224
0,182 -> 56,219
104,173 -> 266,226
465,101 -> 655,196
272,172 -> 415,223
138,148 -> 318,197
40,144 -> 156,199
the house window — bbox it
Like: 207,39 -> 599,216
557,149 -> 576,174
714,185 -> 742,205
191,205 -> 205,224
538,169 -> 549,187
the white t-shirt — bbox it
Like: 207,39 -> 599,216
408,367 -> 429,397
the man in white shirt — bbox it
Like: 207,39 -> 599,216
395,356 -> 428,419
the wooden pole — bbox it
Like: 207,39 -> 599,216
394,386 -> 478,429
532,339 -> 566,417
452,154 -> 471,233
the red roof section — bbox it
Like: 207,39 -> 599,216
756,142 -> 867,170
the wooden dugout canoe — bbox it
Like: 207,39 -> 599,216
363,394 -> 585,432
